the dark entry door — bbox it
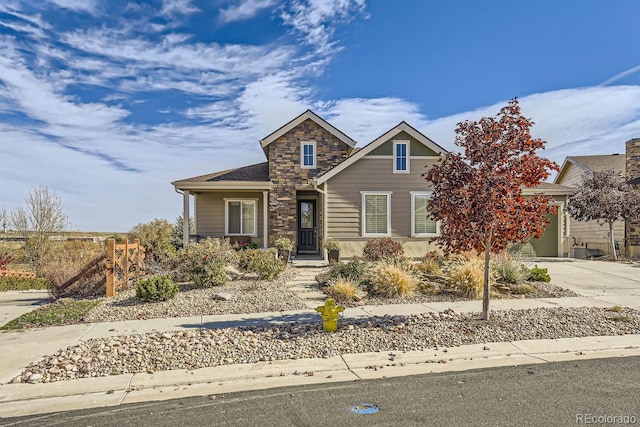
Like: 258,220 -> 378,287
297,200 -> 317,253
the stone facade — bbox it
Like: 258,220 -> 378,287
626,138 -> 640,252
267,118 -> 351,248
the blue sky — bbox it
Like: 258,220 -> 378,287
1,0 -> 640,231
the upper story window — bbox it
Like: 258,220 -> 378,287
393,140 -> 409,173
301,141 -> 316,169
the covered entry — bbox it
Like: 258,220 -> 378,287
297,198 -> 318,253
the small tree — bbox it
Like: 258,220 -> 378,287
0,206 -> 8,233
11,185 -> 68,274
171,215 -> 194,249
128,218 -> 176,262
425,100 -> 559,320
566,168 -> 640,259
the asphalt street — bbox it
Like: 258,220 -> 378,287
4,356 -> 639,427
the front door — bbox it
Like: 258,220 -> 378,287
297,200 -> 317,253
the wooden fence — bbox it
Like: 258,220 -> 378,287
104,238 -> 146,297
0,270 -> 36,279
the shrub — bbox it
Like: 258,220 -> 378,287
448,256 -> 485,299
273,237 -> 294,251
367,263 -> 417,297
528,265 -> 551,282
327,277 -> 359,302
491,253 -> 529,284
329,257 -> 368,281
128,218 -> 177,264
362,238 -> 404,261
238,248 -> 286,280
136,274 -> 178,302
178,239 -> 237,287
322,238 -> 340,251
0,276 -> 49,291
415,258 -> 442,275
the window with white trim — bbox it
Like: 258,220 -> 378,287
225,200 -> 256,236
301,141 -> 316,169
393,140 -> 409,173
362,192 -> 392,236
411,192 -> 439,236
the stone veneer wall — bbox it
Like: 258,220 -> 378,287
626,138 -> 640,255
267,118 -> 351,248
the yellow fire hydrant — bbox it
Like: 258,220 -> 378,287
316,297 -> 344,332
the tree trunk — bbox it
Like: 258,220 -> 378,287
609,222 -> 617,259
481,238 -> 492,321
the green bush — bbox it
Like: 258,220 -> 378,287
0,276 -> 49,291
491,254 -> 529,284
528,265 -> 551,282
238,248 -> 286,280
136,275 -> 178,302
362,238 -> 404,261
178,238 -> 237,287
329,257 -> 368,281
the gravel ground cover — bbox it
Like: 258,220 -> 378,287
84,270 -> 306,323
14,306 -> 640,384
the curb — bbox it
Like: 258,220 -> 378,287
2,334 -> 639,419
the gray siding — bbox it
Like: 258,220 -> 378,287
367,131 -> 439,157
327,157 -> 439,237
195,191 -> 265,244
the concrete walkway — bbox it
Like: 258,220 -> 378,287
1,260 -> 640,418
0,290 -> 50,328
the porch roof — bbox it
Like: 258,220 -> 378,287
172,162 -> 271,191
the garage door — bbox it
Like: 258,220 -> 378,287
529,214 -> 558,257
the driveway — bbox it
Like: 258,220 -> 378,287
534,258 -> 640,297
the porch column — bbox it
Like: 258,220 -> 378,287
263,190 -> 268,248
557,202 -> 564,258
183,190 -> 190,247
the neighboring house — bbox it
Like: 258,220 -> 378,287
555,138 -> 640,257
554,153 -> 626,257
172,110 -> 573,259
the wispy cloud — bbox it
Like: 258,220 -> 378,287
160,0 -> 199,17
281,0 -> 366,53
45,0 -> 98,15
601,64 -> 640,86
219,0 -> 277,23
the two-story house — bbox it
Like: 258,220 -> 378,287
172,110 -> 573,259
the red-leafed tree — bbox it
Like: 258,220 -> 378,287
425,99 -> 559,320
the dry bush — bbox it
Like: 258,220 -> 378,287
362,238 -> 404,261
367,263 -> 417,298
41,240 -> 103,289
415,257 -> 442,275
448,254 -> 486,299
509,283 -> 536,295
327,277 -> 360,302
491,252 -> 529,284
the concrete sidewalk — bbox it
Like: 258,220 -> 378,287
2,259 -> 640,419
0,290 -> 51,328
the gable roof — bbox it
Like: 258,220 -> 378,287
316,121 -> 446,184
522,182 -> 577,195
554,154 -> 625,183
259,110 -> 356,151
172,162 -> 271,190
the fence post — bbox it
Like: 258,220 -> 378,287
105,238 -> 116,297
134,239 -> 141,281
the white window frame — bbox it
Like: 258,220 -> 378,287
361,191 -> 392,237
300,141 -> 316,169
393,140 -> 410,174
224,199 -> 258,236
410,191 -> 440,237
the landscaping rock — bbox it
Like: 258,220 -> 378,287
214,293 -> 232,301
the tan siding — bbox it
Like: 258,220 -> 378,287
327,157 -> 439,238
195,192 -> 265,243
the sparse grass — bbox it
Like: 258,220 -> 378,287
0,276 -> 49,291
608,305 -> 624,313
609,315 -> 632,323
0,299 -> 100,330
492,253 -> 529,284
509,283 -> 536,295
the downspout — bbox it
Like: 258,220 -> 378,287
312,178 -> 328,260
